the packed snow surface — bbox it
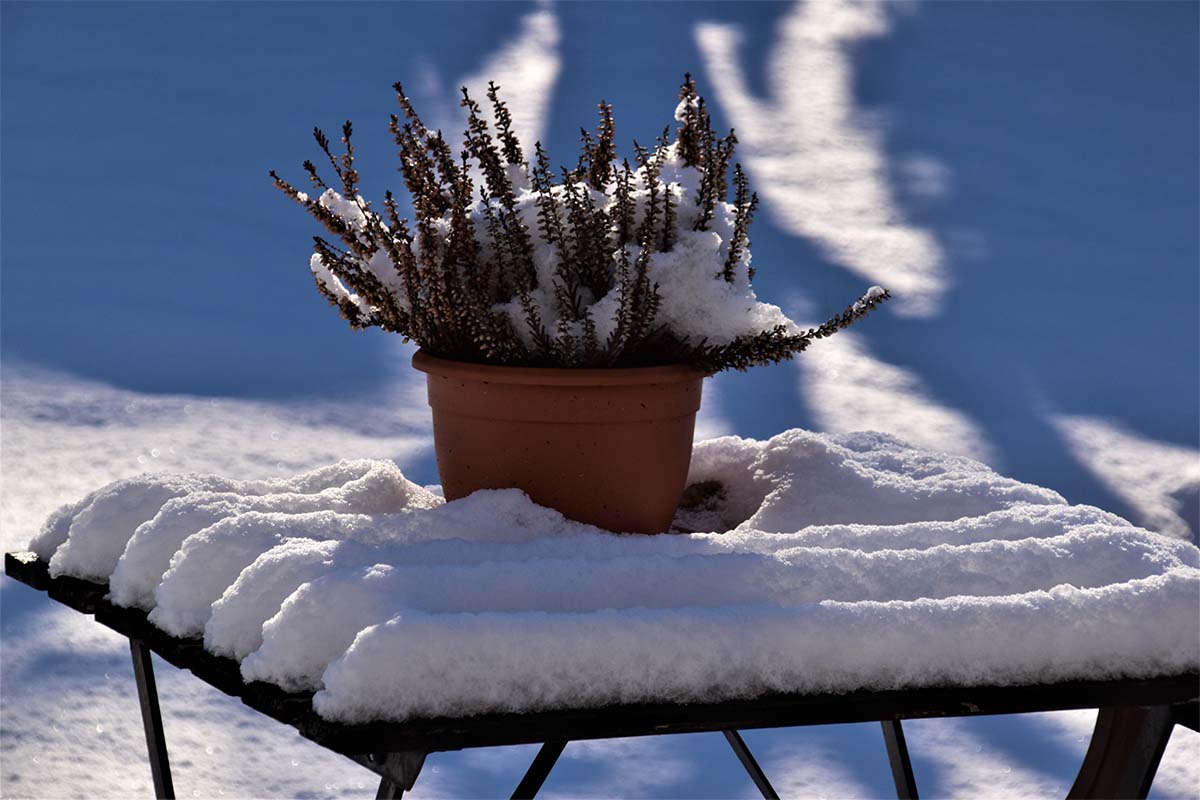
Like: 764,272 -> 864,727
30,429 -> 1200,723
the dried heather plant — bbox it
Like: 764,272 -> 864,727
272,76 -> 890,372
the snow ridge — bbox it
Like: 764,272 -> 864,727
109,460 -> 438,611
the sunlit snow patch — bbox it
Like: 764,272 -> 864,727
1052,414 -> 1199,542
797,328 -> 996,464
696,0 -> 948,317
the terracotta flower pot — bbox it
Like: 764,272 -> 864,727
413,350 -> 706,534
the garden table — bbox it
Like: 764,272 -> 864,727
6,551 -> 1197,800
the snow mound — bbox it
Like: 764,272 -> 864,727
27,429 -> 1200,723
682,430 -> 1065,533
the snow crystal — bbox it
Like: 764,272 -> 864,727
28,429 -> 1200,724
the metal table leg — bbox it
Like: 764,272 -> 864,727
1068,706 -> 1176,799
723,729 -> 780,800
511,740 -> 568,800
881,719 -> 919,799
130,638 -> 175,799
376,776 -> 403,800
354,751 -> 426,799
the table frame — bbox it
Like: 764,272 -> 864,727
6,552 -> 1197,799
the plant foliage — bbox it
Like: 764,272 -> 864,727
272,75 -> 890,372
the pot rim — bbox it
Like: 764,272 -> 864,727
412,349 -> 708,386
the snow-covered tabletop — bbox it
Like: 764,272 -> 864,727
27,429 -> 1200,724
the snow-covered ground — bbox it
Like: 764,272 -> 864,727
3,0 -> 1197,797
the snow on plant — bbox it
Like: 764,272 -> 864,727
271,75 -> 890,371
